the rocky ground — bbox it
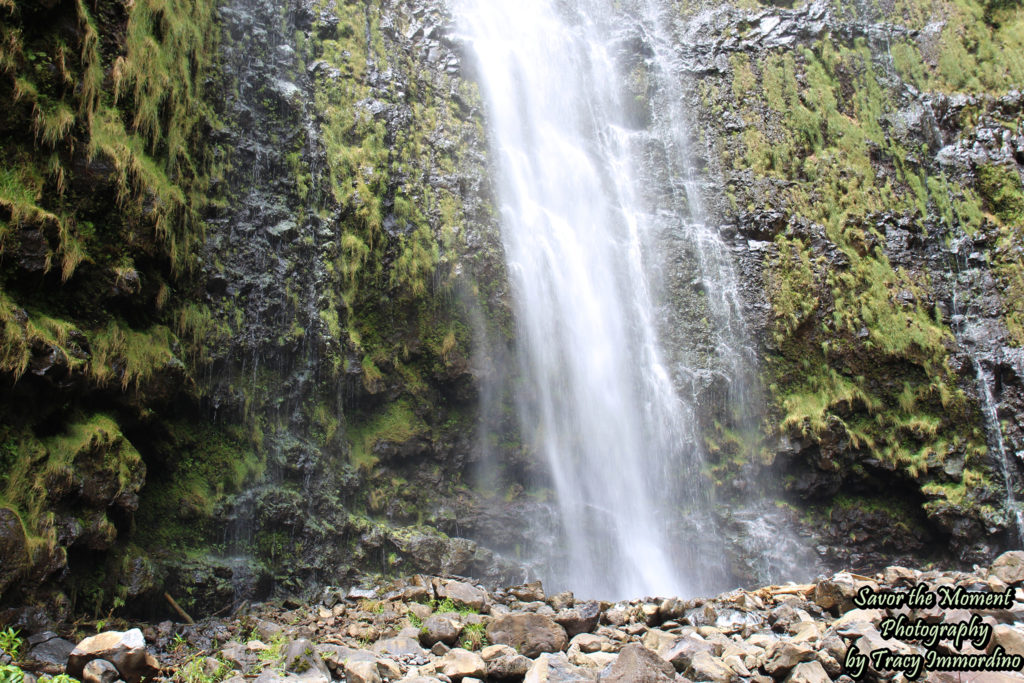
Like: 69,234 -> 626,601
4,554 -> 1024,683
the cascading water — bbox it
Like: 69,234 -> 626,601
455,0 -> 756,599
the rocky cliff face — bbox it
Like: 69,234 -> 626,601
1,0 -> 1023,619
659,0 -> 1024,571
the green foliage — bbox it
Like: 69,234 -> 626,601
431,597 -> 479,616
0,665 -> 24,683
461,622 -> 487,651
347,400 -> 426,470
726,31 -> 988,481
0,628 -> 22,660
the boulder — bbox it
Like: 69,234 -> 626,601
523,652 -> 597,682
487,613 -> 568,658
687,651 -> 737,683
439,648 -> 486,680
26,632 -> 76,671
482,644 -> 532,679
601,643 -> 675,683
784,661 -> 831,683
344,660 -> 381,683
437,581 -> 487,612
991,552 -> 1024,585
554,602 -> 601,638
419,616 -> 461,646
283,638 -> 330,681
764,641 -> 815,678
663,633 -> 716,672
67,629 -> 150,683
372,636 -> 427,657
510,581 -> 545,602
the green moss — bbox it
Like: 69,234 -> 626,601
347,399 -> 426,470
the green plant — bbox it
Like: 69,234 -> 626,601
461,623 -> 488,651
0,665 -> 24,683
39,675 -> 79,683
406,610 -> 423,628
431,597 -> 478,615
0,629 -> 22,660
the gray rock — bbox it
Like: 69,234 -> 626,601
784,661 -> 831,683
82,659 -> 120,683
26,632 -> 75,670
554,601 -> 601,638
372,636 -> 427,657
764,641 -> 815,678
420,616 -> 461,646
687,651 -> 737,683
523,653 -> 597,682
601,643 -> 675,683
283,638 -> 330,681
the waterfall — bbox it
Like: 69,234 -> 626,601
455,0 -> 754,599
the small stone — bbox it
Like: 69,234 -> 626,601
82,659 -> 120,683
686,651 -> 735,683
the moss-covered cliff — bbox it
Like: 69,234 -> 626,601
1,0 -> 1023,618
674,0 -> 1024,567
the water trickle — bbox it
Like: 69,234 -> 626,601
455,0 -> 766,599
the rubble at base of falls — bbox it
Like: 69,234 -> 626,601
5,553 -> 1024,683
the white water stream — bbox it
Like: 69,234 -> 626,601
455,0 -> 754,598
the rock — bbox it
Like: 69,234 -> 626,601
439,648 -> 486,680
220,642 -> 255,672
510,581 -> 545,602
82,658 -> 120,683
372,636 -> 427,657
991,625 -> 1024,657
67,629 -> 149,683
26,632 -> 76,671
523,653 -> 597,682
420,616 -> 461,646
601,644 -> 675,683
813,574 -> 859,614
344,661 -> 381,683
437,581 -> 487,612
663,633 -> 716,672
687,651 -> 737,683
0,507 -> 29,596
568,634 -> 606,654
991,552 -> 1024,585
431,642 -> 450,656
784,661 -> 831,683
548,592 -> 574,611
487,613 -> 568,658
554,602 -> 601,637
764,641 -> 815,678
283,638 -> 331,680
481,643 -> 532,679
